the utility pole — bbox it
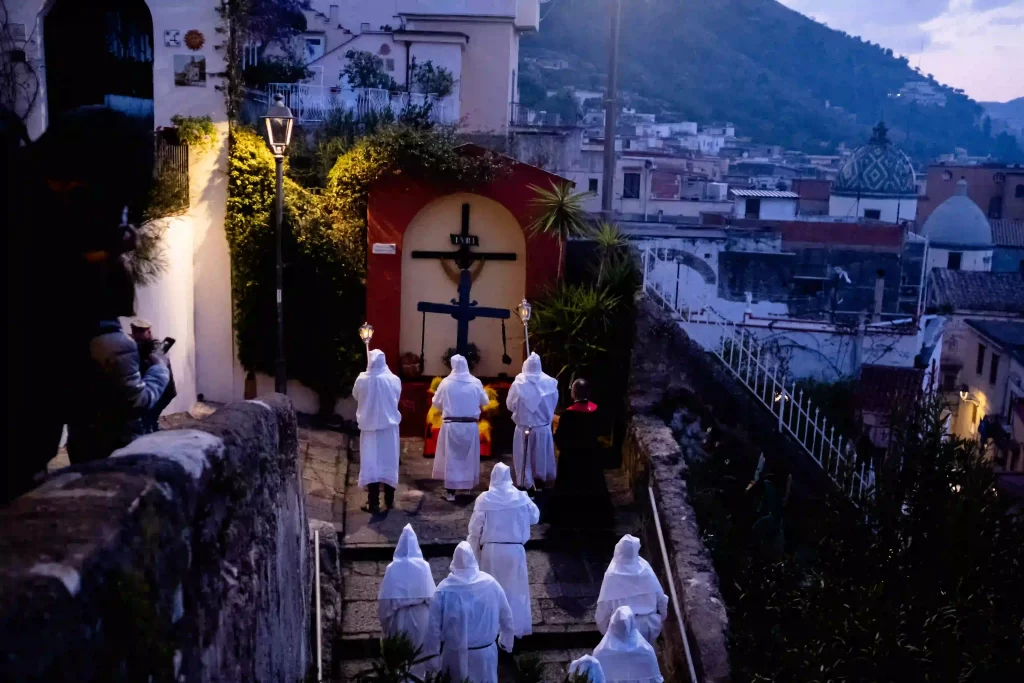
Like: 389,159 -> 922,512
601,0 -> 622,219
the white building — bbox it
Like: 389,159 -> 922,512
921,179 -> 994,272
829,122 -> 918,224
729,189 -> 798,220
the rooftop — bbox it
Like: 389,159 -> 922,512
728,189 -> 799,199
928,270 -> 1024,314
991,219 -> 1024,248
921,179 -> 992,247
964,319 -> 1024,364
855,364 -> 925,414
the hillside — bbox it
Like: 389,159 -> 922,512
521,0 -> 1024,162
982,97 -> 1024,137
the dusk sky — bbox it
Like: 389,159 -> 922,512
778,0 -> 1024,103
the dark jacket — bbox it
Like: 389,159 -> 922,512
67,321 -> 170,463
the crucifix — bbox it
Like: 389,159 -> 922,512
413,203 -> 517,358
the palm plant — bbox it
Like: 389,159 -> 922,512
527,181 -> 593,279
592,221 -> 626,285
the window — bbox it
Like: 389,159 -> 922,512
385,58 -> 395,72
588,178 -> 599,194
942,170 -> 952,181
994,172 -> 1005,183
622,172 -> 641,199
1016,184 -> 1024,198
988,195 -> 1003,219
990,354 -> 1000,384
976,343 -> 986,375
745,197 -> 762,219
864,208 -> 881,220
947,252 -> 962,270
941,370 -> 958,392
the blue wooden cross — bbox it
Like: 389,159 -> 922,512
413,203 -> 515,358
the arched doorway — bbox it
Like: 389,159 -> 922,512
43,0 -> 154,128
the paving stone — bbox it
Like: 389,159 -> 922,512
530,582 -> 562,600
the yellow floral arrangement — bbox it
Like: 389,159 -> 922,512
425,380 -> 501,449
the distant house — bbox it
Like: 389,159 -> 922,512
791,178 -> 831,216
855,364 -> 928,450
729,189 -> 798,220
916,163 -> 1024,224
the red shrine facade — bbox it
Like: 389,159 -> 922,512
365,145 -> 570,436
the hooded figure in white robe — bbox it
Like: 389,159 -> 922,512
432,354 -> 490,491
423,541 -> 515,683
467,462 -> 540,636
592,606 -> 663,683
378,524 -> 436,666
506,352 -> 559,489
596,535 -> 669,644
353,350 -> 402,491
568,654 -> 606,683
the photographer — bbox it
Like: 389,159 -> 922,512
130,319 -> 177,433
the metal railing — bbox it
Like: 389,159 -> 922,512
640,243 -> 875,503
267,84 -> 458,124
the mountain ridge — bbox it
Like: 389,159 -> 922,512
521,0 -> 1023,162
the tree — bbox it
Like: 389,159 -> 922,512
527,181 -> 592,279
410,59 -> 455,98
592,221 -> 626,285
342,50 -> 398,90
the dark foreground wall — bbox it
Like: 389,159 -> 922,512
0,396 -> 310,683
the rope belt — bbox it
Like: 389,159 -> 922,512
444,416 -> 479,423
521,423 -> 551,430
486,541 -> 525,545
468,641 -> 496,651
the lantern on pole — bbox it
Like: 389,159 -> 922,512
516,299 -> 532,356
358,322 -> 375,356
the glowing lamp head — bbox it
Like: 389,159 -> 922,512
263,94 -> 294,155
959,384 -> 969,402
358,322 -> 374,345
517,299 -> 532,324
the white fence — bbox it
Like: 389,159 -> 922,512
640,243 -> 875,502
267,84 -> 458,125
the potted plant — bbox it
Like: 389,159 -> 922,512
442,344 -> 481,372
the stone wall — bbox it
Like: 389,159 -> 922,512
0,396 -> 310,683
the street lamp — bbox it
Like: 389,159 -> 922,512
516,299 -> 532,356
262,94 -> 295,394
358,322 -> 374,358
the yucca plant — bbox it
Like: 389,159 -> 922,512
527,181 -> 594,279
354,634 -> 466,683
592,221 -> 627,285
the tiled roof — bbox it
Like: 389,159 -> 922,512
990,219 -> 1024,248
728,189 -> 799,198
855,364 -> 925,414
929,270 -> 1024,313
964,319 -> 1024,365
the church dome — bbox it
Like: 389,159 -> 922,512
922,178 -> 993,247
832,122 -> 917,198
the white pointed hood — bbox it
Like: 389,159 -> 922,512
379,524 -> 436,601
597,535 -> 664,603
568,654 -> 606,683
474,463 -> 531,512
447,354 -> 477,383
354,349 -> 402,431
593,606 -> 662,682
512,352 -> 558,413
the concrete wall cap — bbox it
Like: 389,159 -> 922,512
112,429 -> 225,480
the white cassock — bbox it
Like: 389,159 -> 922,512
353,349 -> 402,489
467,463 -> 540,637
506,352 -> 559,489
596,535 -> 670,645
592,606 -> 663,683
431,354 -> 489,490
568,654 -> 607,683
378,524 -> 436,671
423,541 -> 515,683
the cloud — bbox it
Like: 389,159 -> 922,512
780,0 -> 952,28
970,0 -> 1021,11
988,15 -> 1024,25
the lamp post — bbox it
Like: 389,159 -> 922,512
358,322 -> 374,361
262,94 -> 294,394
516,299 -> 532,356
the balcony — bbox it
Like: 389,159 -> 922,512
267,84 -> 458,125
396,0 -> 538,30
510,102 -> 580,128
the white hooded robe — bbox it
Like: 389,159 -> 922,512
506,352 -> 559,488
378,524 -> 437,665
467,463 -> 540,636
353,349 -> 403,489
423,541 -> 515,683
596,535 -> 670,645
431,354 -> 490,490
592,606 -> 664,683
568,654 -> 607,683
